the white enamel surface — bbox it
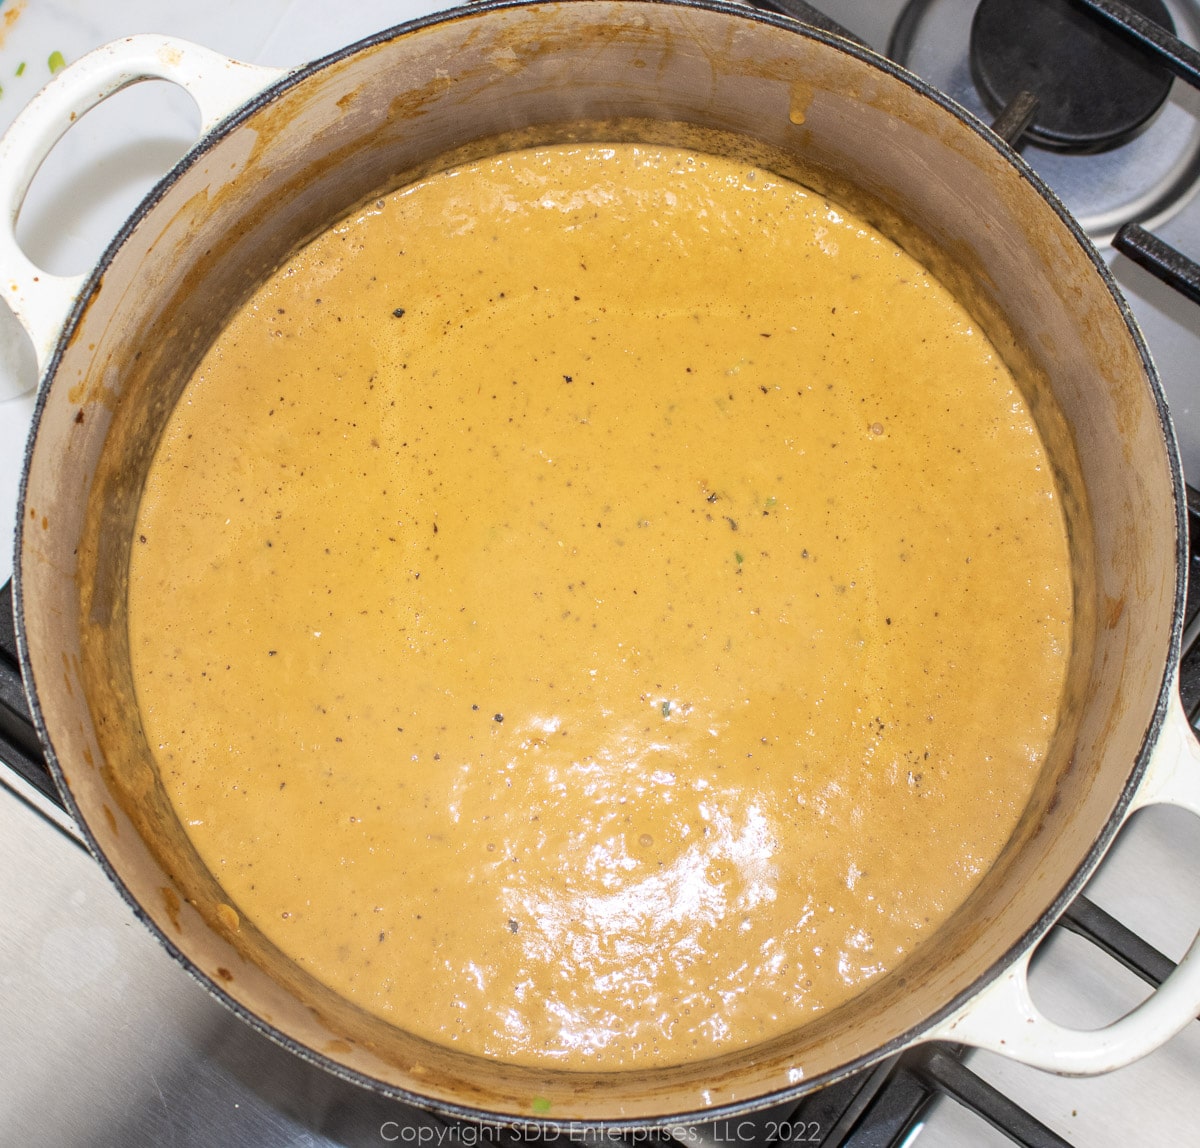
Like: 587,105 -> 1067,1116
929,694 -> 1200,1074
0,34 -> 286,389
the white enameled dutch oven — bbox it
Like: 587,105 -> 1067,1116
5,0 -> 1200,1127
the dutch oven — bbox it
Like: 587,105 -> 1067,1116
4,0 -> 1200,1126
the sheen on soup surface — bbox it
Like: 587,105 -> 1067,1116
128,143 -> 1071,1070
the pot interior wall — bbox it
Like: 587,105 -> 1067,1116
18,0 -> 1180,1122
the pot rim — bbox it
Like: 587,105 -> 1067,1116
11,0 -> 1190,1128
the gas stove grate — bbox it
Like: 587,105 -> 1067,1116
1038,0 -> 1200,294
0,580 -> 56,809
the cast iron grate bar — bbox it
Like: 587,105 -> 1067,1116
782,1054 -> 908,1147
1073,0 -> 1200,86
1181,486 -> 1200,723
0,580 -> 57,807
1047,1 -> 1200,294
905,1046 -> 1073,1148
991,90 -> 1042,146
828,1054 -> 936,1147
754,1042 -> 1076,1147
1114,222 -> 1200,306
1182,488 -> 1200,722
1060,893 -> 1179,988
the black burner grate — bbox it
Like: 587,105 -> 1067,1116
0,580 -> 55,808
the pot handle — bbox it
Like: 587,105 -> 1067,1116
0,35 -> 289,397
929,691 -> 1200,1073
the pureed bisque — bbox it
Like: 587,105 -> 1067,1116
127,143 -> 1072,1070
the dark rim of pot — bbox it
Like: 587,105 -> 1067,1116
11,0 -> 1189,1131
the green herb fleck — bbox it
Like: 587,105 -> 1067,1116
735,551 -> 745,565
764,496 -> 777,510
661,700 -> 671,718
48,51 -> 67,75
16,62 -> 26,77
532,1097 -> 552,1114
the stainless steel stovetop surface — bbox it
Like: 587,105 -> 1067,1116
2,3 -> 1199,1145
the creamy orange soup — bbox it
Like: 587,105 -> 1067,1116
128,143 -> 1071,1070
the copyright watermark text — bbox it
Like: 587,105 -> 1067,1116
380,1120 -> 822,1144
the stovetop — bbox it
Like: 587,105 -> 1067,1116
2,3 -> 1200,1146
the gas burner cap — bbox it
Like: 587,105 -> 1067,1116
889,0 -> 1200,241
970,0 -> 1175,152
